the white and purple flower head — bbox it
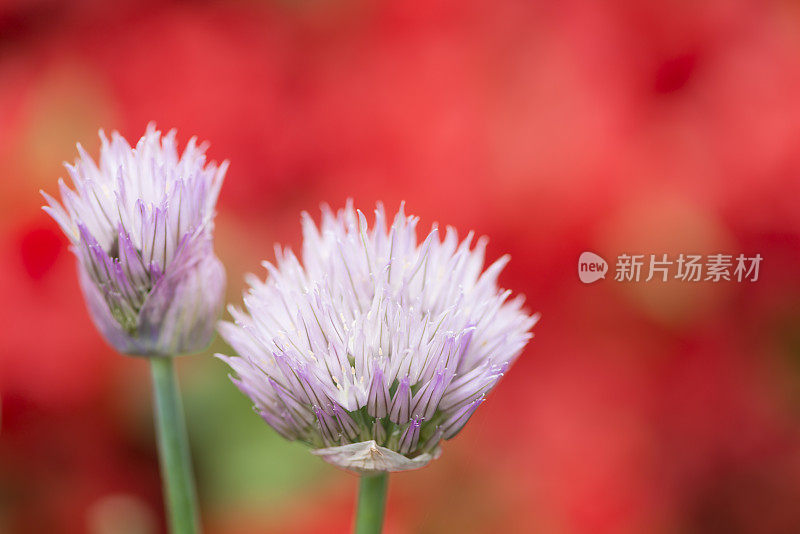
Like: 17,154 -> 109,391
42,124 -> 227,356
218,202 -> 537,472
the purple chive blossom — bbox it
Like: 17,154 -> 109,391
42,124 -> 227,356
218,202 -> 537,472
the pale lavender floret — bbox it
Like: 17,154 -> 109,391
217,201 -> 538,471
42,124 -> 227,356
366,365 -> 390,418
398,416 -> 422,455
389,377 -> 412,424
440,398 -> 485,440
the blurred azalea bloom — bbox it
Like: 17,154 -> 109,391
42,124 -> 227,356
218,202 -> 537,472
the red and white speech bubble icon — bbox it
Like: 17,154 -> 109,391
578,251 -> 608,283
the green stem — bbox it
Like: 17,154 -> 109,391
150,357 -> 200,534
354,472 -> 389,534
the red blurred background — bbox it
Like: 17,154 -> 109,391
2,0 -> 800,532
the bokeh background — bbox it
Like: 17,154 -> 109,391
2,0 -> 800,532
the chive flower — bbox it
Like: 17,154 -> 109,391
219,202 -> 536,472
42,124 -> 227,357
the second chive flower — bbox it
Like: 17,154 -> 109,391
218,202 -> 537,472
42,124 -> 227,357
